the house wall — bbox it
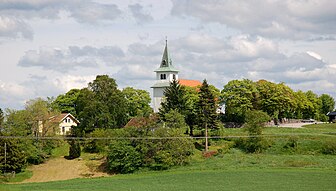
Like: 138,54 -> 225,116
59,116 -> 77,135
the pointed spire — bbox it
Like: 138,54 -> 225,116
154,38 -> 179,72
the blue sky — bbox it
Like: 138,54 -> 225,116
0,0 -> 335,109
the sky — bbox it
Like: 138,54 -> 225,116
0,0 -> 335,109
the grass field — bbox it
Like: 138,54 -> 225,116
1,123 -> 335,190
1,168 -> 336,191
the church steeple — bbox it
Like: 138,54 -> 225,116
151,39 -> 179,112
155,39 -> 178,72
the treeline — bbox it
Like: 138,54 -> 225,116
221,79 -> 335,123
0,75 -> 154,173
1,75 -> 335,174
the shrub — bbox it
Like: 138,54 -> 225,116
107,141 -> 142,174
67,139 -> 81,159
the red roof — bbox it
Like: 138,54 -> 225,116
179,79 -> 202,87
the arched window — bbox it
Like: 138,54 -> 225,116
173,74 -> 176,80
160,74 -> 166,80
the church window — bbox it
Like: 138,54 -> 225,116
160,74 -> 166,80
173,74 -> 176,80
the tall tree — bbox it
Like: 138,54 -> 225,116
305,90 -> 322,120
159,79 -> 188,115
76,75 -> 128,134
197,79 -> 218,130
0,108 -> 4,129
122,87 -> 152,118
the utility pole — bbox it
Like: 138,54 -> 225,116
205,122 -> 208,152
4,142 -> 6,174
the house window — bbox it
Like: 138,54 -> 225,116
68,118 -> 71,123
160,74 -> 166,80
64,119 -> 67,123
62,127 -> 65,133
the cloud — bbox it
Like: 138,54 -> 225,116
171,0 -> 336,40
0,16 -> 33,39
128,4 -> 153,24
18,45 -> 125,72
0,0 -> 123,39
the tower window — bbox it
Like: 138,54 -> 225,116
173,74 -> 176,80
160,74 -> 166,80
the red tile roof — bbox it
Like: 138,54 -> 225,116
49,113 -> 79,124
179,79 -> 202,87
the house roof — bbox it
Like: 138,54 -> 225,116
49,113 -> 80,124
179,79 -> 202,87
124,115 -> 158,128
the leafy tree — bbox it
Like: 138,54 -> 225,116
76,75 -> 128,134
163,109 -> 188,129
305,91 -> 322,120
256,80 -> 295,122
122,87 -> 152,118
221,79 -> 258,122
319,94 -> 335,114
52,89 -> 80,116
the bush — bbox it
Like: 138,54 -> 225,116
107,141 -> 142,174
67,140 -> 81,159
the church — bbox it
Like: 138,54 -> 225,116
151,40 -> 202,113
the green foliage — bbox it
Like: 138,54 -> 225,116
163,109 -> 188,129
241,110 -> 271,153
221,79 -> 257,123
106,127 -> 194,173
319,94 -> 335,120
197,79 -> 219,130
0,138 -> 27,173
122,87 -> 152,118
76,75 -> 128,134
52,89 -> 80,116
67,140 -> 81,159
107,141 -> 142,174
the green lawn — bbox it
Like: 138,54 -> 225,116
1,168 -> 336,191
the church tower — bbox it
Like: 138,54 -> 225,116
151,40 -> 179,113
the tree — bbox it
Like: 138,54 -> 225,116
305,91 -> 322,120
256,80 -> 295,123
0,137 -> 27,173
319,94 -> 335,115
0,108 -> 4,129
221,79 -> 258,122
197,79 -> 218,151
163,109 -> 188,129
76,75 -> 128,134
243,110 -> 270,153
122,87 -> 152,118
159,79 -> 188,115
52,89 -> 80,116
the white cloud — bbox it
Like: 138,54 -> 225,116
128,4 -> 153,24
0,16 -> 33,39
171,0 -> 336,40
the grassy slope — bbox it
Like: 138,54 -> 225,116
1,124 -> 336,190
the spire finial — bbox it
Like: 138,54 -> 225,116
165,36 -> 167,45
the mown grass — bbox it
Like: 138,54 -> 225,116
1,168 -> 335,191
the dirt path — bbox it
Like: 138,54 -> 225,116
22,157 -> 109,183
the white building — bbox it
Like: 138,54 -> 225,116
151,40 -> 179,113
